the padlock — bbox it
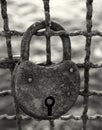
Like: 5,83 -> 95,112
11,21 -> 80,120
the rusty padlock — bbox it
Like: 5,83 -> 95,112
11,21 -> 80,120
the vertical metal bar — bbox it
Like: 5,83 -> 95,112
49,120 -> 54,130
11,70 -> 22,130
15,100 -> 22,130
82,0 -> 93,130
43,0 -> 51,65
0,0 -> 12,59
0,0 -> 22,130
43,0 -> 54,127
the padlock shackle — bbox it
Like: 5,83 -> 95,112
21,21 -> 71,61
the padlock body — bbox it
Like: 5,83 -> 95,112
12,60 -> 80,120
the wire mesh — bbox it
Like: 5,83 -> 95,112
0,0 -> 102,130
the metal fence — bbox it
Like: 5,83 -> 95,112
0,0 -> 102,130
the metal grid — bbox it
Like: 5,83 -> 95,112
0,0 -> 102,130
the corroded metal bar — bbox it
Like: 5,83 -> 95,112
0,114 -> 31,120
0,114 -> 102,121
79,90 -> 102,96
61,114 -> 102,120
82,0 -> 93,130
43,0 -> 51,64
36,30 -> 102,37
0,30 -> 24,36
0,1 -> 22,130
0,90 -> 11,96
49,120 -> 54,130
1,30 -> 102,37
15,99 -> 22,130
1,90 -> 102,97
0,0 -> 12,59
0,56 -> 20,69
1,57 -> 102,69
61,115 -> 81,120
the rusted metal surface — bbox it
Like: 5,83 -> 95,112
2,89 -> 102,97
12,60 -> 80,119
12,15 -> 80,120
0,0 -> 22,130
1,0 -> 12,59
1,114 -> 102,121
1,30 -> 102,37
82,0 -> 93,130
43,0 -> 51,64
20,21 -> 71,61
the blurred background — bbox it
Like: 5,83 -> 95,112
0,0 -> 102,130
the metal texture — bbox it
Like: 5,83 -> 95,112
43,0 -> 51,64
0,0 -> 101,130
12,17 -> 80,120
20,21 -> 71,61
12,61 -> 80,120
0,0 -> 22,130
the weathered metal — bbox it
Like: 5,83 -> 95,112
11,21 -> 80,120
13,60 -> 80,119
20,21 -> 71,61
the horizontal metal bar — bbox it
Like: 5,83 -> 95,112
0,30 -> 102,37
37,30 -> 102,37
0,90 -> 11,96
80,90 -> 102,96
61,115 -> 81,120
0,30 -> 23,36
0,114 -> 102,121
61,114 -> 102,120
0,57 -> 102,69
0,114 -> 31,120
1,90 -> 102,97
77,62 -> 102,68
0,56 -> 20,69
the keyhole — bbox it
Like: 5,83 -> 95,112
45,96 -> 55,116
